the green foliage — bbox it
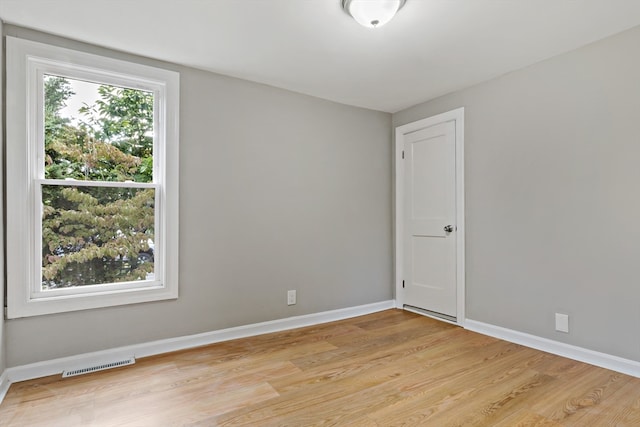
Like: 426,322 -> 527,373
42,186 -> 155,287
45,78 -> 153,183
42,76 -> 156,289
79,85 -> 154,159
44,76 -> 74,144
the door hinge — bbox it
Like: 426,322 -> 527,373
402,280 -> 405,288
402,150 -> 405,159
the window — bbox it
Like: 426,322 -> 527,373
6,37 -> 179,318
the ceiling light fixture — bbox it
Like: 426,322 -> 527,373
342,0 -> 406,28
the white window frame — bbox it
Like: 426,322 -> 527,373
6,37 -> 180,318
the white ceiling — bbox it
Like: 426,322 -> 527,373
1,0 -> 640,113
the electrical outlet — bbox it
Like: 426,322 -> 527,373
555,313 -> 569,333
287,290 -> 296,306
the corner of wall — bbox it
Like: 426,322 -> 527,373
1,17 -> 7,393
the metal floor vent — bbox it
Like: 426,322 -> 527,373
62,357 -> 136,378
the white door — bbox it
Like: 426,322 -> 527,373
398,113 -> 462,321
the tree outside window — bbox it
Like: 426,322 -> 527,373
42,76 -> 156,289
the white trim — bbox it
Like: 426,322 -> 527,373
465,319 -> 640,378
0,371 -> 10,404
394,108 -> 465,326
394,123 -> 403,309
4,300 -> 395,384
37,179 -> 159,189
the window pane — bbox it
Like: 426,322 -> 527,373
44,75 -> 154,183
41,184 -> 155,290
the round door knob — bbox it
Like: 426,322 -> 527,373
444,225 -> 454,232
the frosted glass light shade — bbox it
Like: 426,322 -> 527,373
342,0 -> 406,28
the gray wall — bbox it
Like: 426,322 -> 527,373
0,18 -> 5,375
4,26 -> 393,366
394,25 -> 640,361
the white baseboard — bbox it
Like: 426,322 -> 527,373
465,319 -> 640,378
4,300 -> 395,385
0,370 -> 10,403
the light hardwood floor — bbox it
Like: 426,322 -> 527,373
1,309 -> 639,426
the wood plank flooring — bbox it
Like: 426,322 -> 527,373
1,309 -> 639,426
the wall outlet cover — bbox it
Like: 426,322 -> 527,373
555,313 -> 569,333
287,290 -> 296,306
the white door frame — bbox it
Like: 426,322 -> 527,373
395,108 -> 465,326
